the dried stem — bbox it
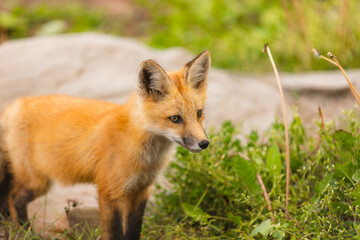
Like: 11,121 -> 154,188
290,0 -> 307,41
314,107 -> 325,152
43,194 -> 48,230
337,0 -> 349,38
318,106 -> 325,131
312,48 -> 360,106
329,54 -> 360,103
238,152 -> 250,160
263,43 -> 291,219
279,0 -> 295,32
256,172 -> 274,221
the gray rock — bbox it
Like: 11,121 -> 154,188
281,70 -> 360,91
0,32 -> 281,131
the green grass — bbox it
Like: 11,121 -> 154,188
0,217 -> 102,239
142,110 -> 360,239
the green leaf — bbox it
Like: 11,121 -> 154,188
272,229 -> 284,240
250,219 -> 274,237
227,213 -> 242,226
333,130 -> 355,152
311,174 -> 332,203
181,203 -> 211,223
266,144 -> 282,175
233,155 -> 260,194
353,169 -> 360,183
335,161 -> 355,185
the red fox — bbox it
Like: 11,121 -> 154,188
0,51 -> 210,239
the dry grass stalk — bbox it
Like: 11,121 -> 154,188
237,152 -> 274,220
279,0 -> 295,32
263,43 -> 291,219
314,106 -> 325,152
43,194 -> 48,230
318,106 -> 325,131
312,48 -> 360,106
290,0 -> 307,41
256,172 -> 274,221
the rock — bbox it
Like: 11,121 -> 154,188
66,207 -> 100,237
281,70 -> 360,91
0,32 -> 281,131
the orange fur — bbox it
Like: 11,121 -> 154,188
0,51 -> 211,240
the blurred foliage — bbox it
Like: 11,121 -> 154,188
138,0 -> 360,72
1,0 -> 360,72
0,2 -> 124,39
143,110 -> 360,239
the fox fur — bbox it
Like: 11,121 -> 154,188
0,50 -> 210,240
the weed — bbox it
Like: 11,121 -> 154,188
143,111 -> 360,239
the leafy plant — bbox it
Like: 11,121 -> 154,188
143,110 -> 360,239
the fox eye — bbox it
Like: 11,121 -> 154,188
169,115 -> 182,123
197,110 -> 202,118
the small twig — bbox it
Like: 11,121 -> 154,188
312,48 -> 360,106
43,194 -> 48,230
328,52 -> 360,104
290,0 -> 308,41
337,0 -> 349,38
287,211 -> 305,231
279,0 -> 295,32
65,199 -> 79,213
311,48 -> 337,66
263,43 -> 291,219
238,152 -> 250,160
256,172 -> 274,221
318,106 -> 325,131
314,107 -> 325,152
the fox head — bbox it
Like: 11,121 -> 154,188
137,51 -> 210,153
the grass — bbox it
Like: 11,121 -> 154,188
142,110 -> 360,239
0,216 -> 102,239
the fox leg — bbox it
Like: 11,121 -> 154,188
8,185 -> 34,225
8,176 -> 50,227
98,195 -> 124,240
98,188 -> 149,240
122,189 -> 149,240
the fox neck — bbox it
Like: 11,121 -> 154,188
127,94 -> 174,166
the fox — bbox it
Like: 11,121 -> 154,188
0,51 -> 210,239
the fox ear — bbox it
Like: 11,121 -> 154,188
137,60 -> 171,100
185,50 -> 211,89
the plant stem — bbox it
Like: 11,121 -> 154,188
314,107 -> 325,152
256,172 -> 274,221
263,43 -> 291,219
312,48 -> 360,106
329,53 -> 360,104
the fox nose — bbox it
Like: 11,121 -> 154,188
198,140 -> 209,149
